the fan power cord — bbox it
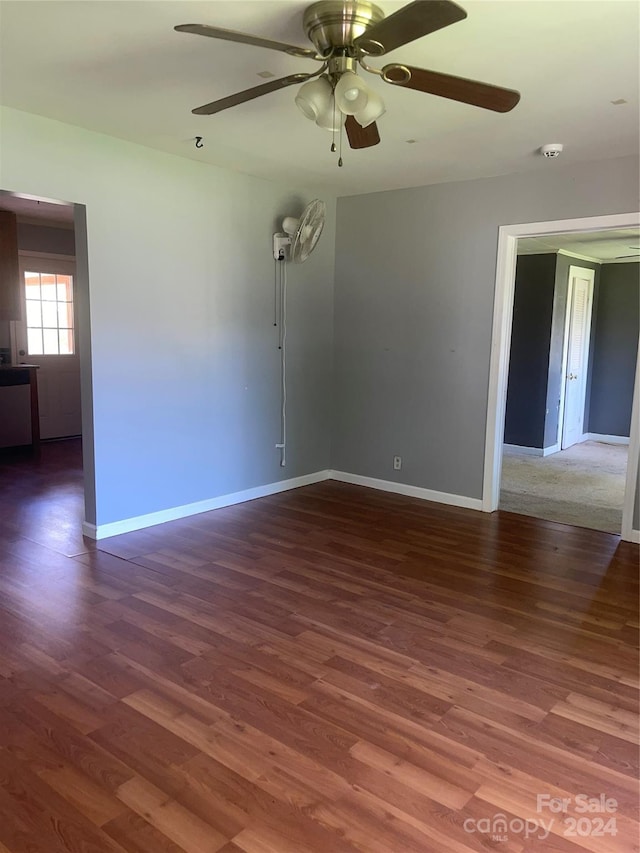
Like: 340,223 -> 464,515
276,259 -> 287,467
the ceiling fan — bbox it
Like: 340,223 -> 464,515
615,247 -> 640,259
175,0 -> 521,150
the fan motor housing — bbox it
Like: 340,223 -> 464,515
303,1 -> 385,55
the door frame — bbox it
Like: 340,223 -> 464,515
0,192 -> 95,531
558,265 -> 595,450
482,211 -> 640,542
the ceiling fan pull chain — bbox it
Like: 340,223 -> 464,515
331,93 -> 337,153
338,119 -> 344,167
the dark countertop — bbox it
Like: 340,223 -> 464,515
0,365 -> 39,386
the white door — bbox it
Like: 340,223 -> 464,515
561,266 -> 595,449
11,255 -> 81,440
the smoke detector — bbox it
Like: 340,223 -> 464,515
540,143 -> 563,158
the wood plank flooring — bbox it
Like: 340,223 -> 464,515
0,440 -> 638,852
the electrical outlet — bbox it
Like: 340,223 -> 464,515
393,455 -> 402,470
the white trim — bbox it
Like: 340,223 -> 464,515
516,248 -> 600,264
83,470 -> 332,540
483,212 -> 640,534
560,266 -> 595,449
557,249 -> 601,264
557,270 -> 575,449
621,344 -> 640,542
503,444 -> 560,457
503,444 -> 544,457
82,522 -> 98,539
584,433 -> 630,446
482,225 -> 518,512
629,530 -> 640,545
330,470 -> 483,511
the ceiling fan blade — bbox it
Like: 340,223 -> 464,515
355,0 -> 466,55
175,24 -> 318,60
345,115 -> 381,149
192,73 -> 311,115
383,64 -> 521,112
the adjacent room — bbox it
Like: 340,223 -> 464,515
0,1 -> 638,851
500,230 -> 640,533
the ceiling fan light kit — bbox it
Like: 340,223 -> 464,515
315,98 -> 344,132
295,76 -> 333,121
176,0 -> 521,157
334,71 -> 371,114
352,87 -> 386,128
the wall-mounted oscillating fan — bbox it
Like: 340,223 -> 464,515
273,199 -> 326,263
272,199 -> 326,470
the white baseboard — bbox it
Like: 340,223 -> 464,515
329,470 -> 483,512
542,443 -> 560,457
81,521 -> 98,539
584,433 -> 630,446
504,444 -> 543,457
83,470 -> 332,540
82,465 -> 630,543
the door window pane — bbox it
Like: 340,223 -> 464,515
56,276 -> 72,300
24,272 -> 40,298
41,281 -> 57,301
59,329 -> 74,355
23,271 -> 75,355
41,301 -> 58,328
27,328 -> 43,355
43,328 -> 59,353
26,300 -> 42,326
57,301 -> 73,327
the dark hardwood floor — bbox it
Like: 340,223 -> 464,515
0,440 -> 638,852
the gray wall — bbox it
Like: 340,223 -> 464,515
17,222 -> 75,256
333,156 -> 639,506
1,107 -> 335,528
587,262 -> 639,436
504,254 -> 556,448
549,255 -> 601,447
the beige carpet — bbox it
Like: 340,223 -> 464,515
500,440 -> 628,533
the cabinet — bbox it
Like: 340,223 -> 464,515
0,366 -> 40,450
0,210 -> 21,321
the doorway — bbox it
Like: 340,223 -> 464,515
484,212 -> 640,541
0,190 -> 96,545
560,265 -> 595,450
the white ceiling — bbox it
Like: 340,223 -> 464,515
0,1 -> 638,195
518,228 -> 640,263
